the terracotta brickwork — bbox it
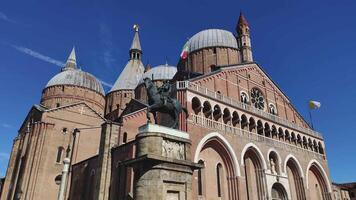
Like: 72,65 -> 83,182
41,85 -> 105,115
0,103 -> 104,200
0,14 -> 336,200
105,90 -> 135,116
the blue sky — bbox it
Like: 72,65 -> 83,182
0,0 -> 356,183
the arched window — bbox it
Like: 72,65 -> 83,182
240,91 -> 249,104
56,147 -> 64,163
216,163 -> 223,197
241,114 -> 248,130
213,105 -> 222,121
203,101 -> 212,118
257,120 -> 264,135
232,111 -> 240,126
192,97 -> 202,114
269,151 -> 280,175
223,108 -> 231,124
123,132 -> 128,143
198,160 -> 205,196
269,103 -> 277,115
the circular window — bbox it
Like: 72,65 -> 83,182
250,88 -> 264,110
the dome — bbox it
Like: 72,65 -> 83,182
46,69 -> 105,95
140,64 -> 177,83
188,29 -> 238,52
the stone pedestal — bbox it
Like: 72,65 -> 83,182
130,124 -> 200,200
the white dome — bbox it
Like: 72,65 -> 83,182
188,29 -> 238,52
46,69 -> 105,95
141,64 -> 177,82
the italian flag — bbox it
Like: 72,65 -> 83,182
180,41 -> 189,60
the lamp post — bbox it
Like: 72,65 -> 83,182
57,158 -> 70,200
57,128 -> 80,200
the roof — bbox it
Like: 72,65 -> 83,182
238,12 -> 249,27
188,29 -> 238,52
110,26 -> 145,92
45,48 -> 105,95
46,70 -> 105,95
109,59 -> 145,92
140,64 -> 177,83
130,28 -> 142,51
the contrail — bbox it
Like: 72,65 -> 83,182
11,45 -> 64,67
10,44 -> 113,88
0,11 -> 16,23
98,79 -> 113,87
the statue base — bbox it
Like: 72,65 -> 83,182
128,123 -> 200,200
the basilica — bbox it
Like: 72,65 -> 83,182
0,13 -> 335,200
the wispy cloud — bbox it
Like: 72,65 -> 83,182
11,45 -> 64,67
0,11 -> 16,23
98,79 -> 113,87
1,123 -> 13,129
99,23 -> 116,69
10,44 -> 113,88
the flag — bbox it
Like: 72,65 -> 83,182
180,41 -> 189,60
309,100 -> 321,109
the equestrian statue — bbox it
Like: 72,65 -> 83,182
143,77 -> 188,129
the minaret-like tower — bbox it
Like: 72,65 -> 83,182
105,25 -> 145,118
237,12 -> 253,63
130,24 -> 142,60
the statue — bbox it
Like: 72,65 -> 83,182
143,78 -> 188,129
270,158 -> 276,174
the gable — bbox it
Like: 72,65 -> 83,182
44,102 -> 106,125
18,105 -> 45,133
189,63 -> 311,129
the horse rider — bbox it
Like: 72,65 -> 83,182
158,80 -> 172,106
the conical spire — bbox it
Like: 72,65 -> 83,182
130,24 -> 142,52
62,47 -> 77,71
238,12 -> 249,27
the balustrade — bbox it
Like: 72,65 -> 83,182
177,81 -> 322,139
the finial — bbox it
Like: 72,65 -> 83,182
165,56 -> 169,66
62,46 -> 77,71
67,46 -> 76,64
133,24 -> 139,32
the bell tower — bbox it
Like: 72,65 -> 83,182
130,24 -> 142,60
237,12 -> 253,63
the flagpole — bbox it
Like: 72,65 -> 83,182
308,109 -> 314,130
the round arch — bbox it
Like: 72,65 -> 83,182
194,132 -> 241,176
305,159 -> 332,192
267,148 -> 282,166
240,143 -> 267,170
283,154 -> 304,178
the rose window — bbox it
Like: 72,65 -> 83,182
250,88 -> 264,110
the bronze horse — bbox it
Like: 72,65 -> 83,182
143,78 -> 187,129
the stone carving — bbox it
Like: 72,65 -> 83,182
270,158 -> 276,174
162,139 -> 185,160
